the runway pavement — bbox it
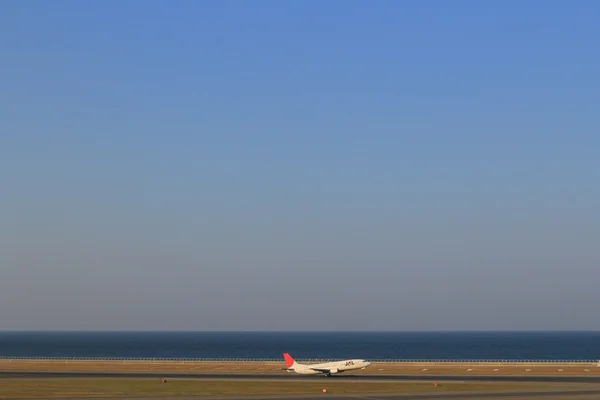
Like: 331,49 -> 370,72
3,371 -> 600,383
3,372 -> 600,400
21,389 -> 600,400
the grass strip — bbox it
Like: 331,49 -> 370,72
0,378 -> 540,398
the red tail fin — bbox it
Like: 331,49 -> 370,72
283,353 -> 295,368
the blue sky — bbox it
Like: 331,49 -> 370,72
1,1 -> 599,330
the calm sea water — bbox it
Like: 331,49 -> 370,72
0,332 -> 599,361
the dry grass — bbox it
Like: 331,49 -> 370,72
0,359 -> 598,377
0,378 -> 545,398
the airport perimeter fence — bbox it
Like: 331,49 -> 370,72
0,356 -> 597,363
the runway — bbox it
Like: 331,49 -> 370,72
19,389 -> 600,400
2,372 -> 600,399
3,371 -> 600,383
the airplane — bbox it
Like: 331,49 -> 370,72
283,353 -> 371,377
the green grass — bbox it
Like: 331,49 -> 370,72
0,378 -> 544,398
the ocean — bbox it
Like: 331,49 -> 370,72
0,331 -> 599,361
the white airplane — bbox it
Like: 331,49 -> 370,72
283,353 -> 371,377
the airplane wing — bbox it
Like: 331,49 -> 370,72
308,366 -> 340,374
308,367 -> 331,372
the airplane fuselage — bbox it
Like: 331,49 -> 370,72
284,353 -> 371,376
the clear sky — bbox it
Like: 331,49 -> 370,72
1,1 -> 599,331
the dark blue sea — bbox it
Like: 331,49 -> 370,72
0,332 -> 599,362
